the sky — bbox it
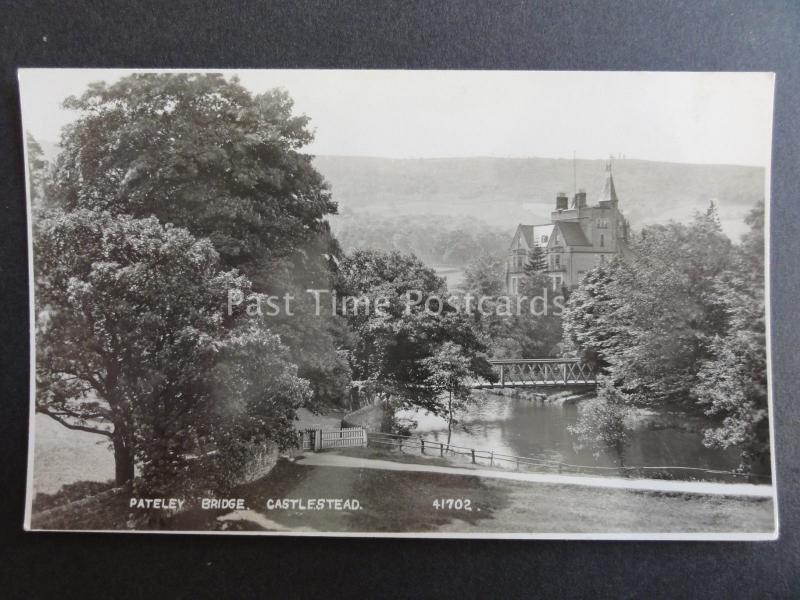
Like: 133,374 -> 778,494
19,69 -> 774,167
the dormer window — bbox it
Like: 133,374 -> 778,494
540,235 -> 548,243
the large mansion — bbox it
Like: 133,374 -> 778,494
505,162 -> 630,293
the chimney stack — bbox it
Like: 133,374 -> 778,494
574,189 -> 587,209
556,192 -> 568,211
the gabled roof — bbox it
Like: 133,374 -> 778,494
517,225 -> 534,247
532,224 -> 554,246
552,221 -> 591,246
513,224 -> 555,249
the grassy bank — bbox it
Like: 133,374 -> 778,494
30,452 -> 774,534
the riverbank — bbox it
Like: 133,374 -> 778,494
399,390 -> 748,478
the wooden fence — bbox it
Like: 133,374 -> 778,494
300,427 -> 368,451
366,431 -> 770,484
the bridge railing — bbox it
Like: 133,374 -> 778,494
476,358 -> 597,388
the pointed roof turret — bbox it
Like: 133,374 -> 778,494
600,160 -> 619,206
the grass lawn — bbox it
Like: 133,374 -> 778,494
32,414 -> 115,495
198,457 -> 774,535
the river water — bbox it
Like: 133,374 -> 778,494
397,391 -> 744,478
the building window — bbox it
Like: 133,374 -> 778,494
541,235 -> 548,243
554,255 -> 561,269
600,234 -> 605,247
597,218 -> 609,229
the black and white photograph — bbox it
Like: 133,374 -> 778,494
20,68 -> 776,539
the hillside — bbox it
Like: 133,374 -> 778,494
36,142 -> 765,248
314,156 -> 765,240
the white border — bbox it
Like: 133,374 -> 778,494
18,68 -> 779,540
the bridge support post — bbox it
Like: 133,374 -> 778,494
499,365 -> 505,387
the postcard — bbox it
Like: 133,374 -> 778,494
20,69 -> 776,538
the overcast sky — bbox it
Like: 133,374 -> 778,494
19,69 -> 774,167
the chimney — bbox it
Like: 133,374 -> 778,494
556,192 -> 568,211
574,189 -> 587,209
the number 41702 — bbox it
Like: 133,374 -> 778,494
432,498 -> 472,511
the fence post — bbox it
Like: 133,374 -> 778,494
500,364 -> 505,387
471,449 -> 476,464
440,443 -> 444,457
315,428 -> 323,452
421,439 -> 425,455
490,450 -> 494,467
399,437 -> 403,453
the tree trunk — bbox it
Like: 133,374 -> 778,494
447,391 -> 453,446
113,432 -> 134,486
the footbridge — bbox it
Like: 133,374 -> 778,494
473,358 -> 597,389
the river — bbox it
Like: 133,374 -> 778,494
397,391 -> 745,479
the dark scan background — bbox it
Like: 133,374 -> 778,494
1,2 -> 798,598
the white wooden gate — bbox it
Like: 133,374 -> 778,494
300,427 -> 367,451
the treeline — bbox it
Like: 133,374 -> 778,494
563,203 -> 769,472
332,212 -> 509,266
459,251 -> 565,359
457,203 -> 769,473
30,73 -> 494,502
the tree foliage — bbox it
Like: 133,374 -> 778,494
564,204 -> 733,407
34,209 -> 308,491
563,202 -> 770,470
334,250 -> 494,413
52,73 -> 336,275
49,73 -> 350,409
334,212 -> 508,268
421,342 -> 476,444
26,132 -> 50,207
568,381 -> 632,466
693,201 -> 769,471
524,244 -> 547,275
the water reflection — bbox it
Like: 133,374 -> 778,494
397,391 -> 743,475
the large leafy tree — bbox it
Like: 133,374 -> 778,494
34,209 -> 308,489
50,73 -> 348,407
694,201 -> 769,471
51,73 -> 337,276
334,250 -> 494,414
563,202 -> 770,469
564,204 -> 733,408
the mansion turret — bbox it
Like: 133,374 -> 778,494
505,162 -> 630,293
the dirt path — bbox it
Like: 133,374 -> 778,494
214,457 -> 774,535
298,453 -> 775,498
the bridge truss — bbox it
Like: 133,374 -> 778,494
474,358 -> 597,389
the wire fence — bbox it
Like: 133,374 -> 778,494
365,431 -> 771,484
